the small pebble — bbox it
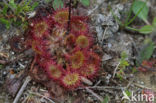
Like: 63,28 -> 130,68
140,82 -> 144,85
10,74 -> 15,79
11,52 -> 15,55
129,74 -> 134,77
3,71 -> 7,75
108,43 -> 112,48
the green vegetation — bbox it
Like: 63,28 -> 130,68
116,52 -> 129,80
52,0 -> 90,10
102,95 -> 109,103
0,0 -> 38,28
52,0 -> 64,10
111,0 -> 156,34
79,0 -> 90,6
0,0 -> 91,28
0,65 -> 3,69
136,38 -> 155,65
111,0 -> 155,69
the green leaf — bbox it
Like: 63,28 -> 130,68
120,52 -> 129,66
139,25 -> 153,34
132,0 -> 149,22
0,18 -> 11,29
132,67 -> 137,73
15,0 -> 33,14
21,0 -> 32,12
125,90 -> 131,97
22,0 -> 32,8
137,38 -> 155,65
120,60 -> 129,67
15,5 -> 23,15
45,0 -> 51,3
14,21 -> 22,26
102,96 -> 109,103
152,17 -> 156,27
2,5 -> 8,15
9,0 -> 17,9
117,73 -> 123,80
121,51 -> 128,60
80,0 -> 90,6
0,65 -> 3,69
52,0 -> 63,10
30,2 -> 39,11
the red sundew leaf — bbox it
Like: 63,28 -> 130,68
64,33 -> 76,47
68,50 -> 85,70
70,16 -> 88,34
61,71 -> 81,89
87,51 -> 101,66
80,64 -> 99,79
31,39 -> 47,56
30,17 -> 52,39
44,60 -> 64,80
76,35 -> 90,49
53,8 -> 69,26
138,60 -> 155,72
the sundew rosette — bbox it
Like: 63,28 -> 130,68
25,7 -> 102,89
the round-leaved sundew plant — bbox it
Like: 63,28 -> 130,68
26,7 -> 102,89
